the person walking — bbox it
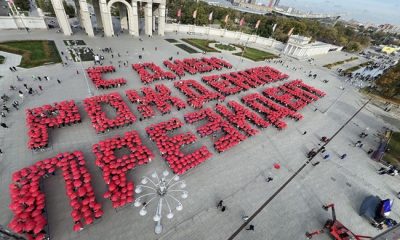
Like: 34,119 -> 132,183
57,79 -> 61,84
246,225 -> 255,231
340,154 -> 347,159
221,206 -> 226,212
302,131 -> 307,135
311,161 -> 320,166
2,105 -> 9,113
1,122 -> 9,128
38,85 -> 43,91
323,153 -> 330,160
12,102 -> 19,110
217,200 -> 223,208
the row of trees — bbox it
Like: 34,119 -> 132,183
13,0 -> 31,12
35,0 -> 75,17
11,0 -> 76,18
376,62 -> 400,98
166,0 -> 370,52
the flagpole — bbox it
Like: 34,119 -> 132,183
270,23 -> 277,47
177,16 -> 180,35
236,35 -> 251,70
254,20 -> 260,43
208,19 -> 211,37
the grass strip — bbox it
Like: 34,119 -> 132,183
343,61 -> 373,74
165,39 -> 179,43
233,45 -> 277,61
0,40 -> 61,68
182,38 -> 219,52
63,40 -> 86,46
323,57 -> 359,69
383,132 -> 400,167
215,43 -> 236,51
175,44 -> 199,54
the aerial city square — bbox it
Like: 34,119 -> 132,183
0,0 -> 400,239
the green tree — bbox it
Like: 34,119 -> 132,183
36,0 -> 55,16
346,41 -> 361,52
166,0 -> 372,51
376,62 -> 400,97
14,0 -> 30,12
63,1 -> 75,18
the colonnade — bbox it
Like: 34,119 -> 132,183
52,0 -> 165,37
283,43 -> 308,58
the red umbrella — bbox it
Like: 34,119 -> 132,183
35,233 -> 46,240
73,214 -> 81,222
32,209 -> 42,217
24,220 -> 36,231
73,222 -> 83,232
83,210 -> 92,217
85,216 -> 94,225
8,219 -> 18,229
33,224 -> 43,234
93,203 -> 102,211
94,209 -> 103,218
78,187 -> 86,197
73,180 -> 82,188
273,163 -> 281,169
13,221 -> 24,233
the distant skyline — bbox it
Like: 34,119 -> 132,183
261,0 -> 400,25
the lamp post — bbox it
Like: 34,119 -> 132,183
134,170 -> 188,235
73,41 -> 93,96
7,1 -> 30,35
235,35 -> 251,70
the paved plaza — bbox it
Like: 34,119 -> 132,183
0,29 -> 400,240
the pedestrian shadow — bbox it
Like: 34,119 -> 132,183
301,145 -> 310,155
351,191 -> 371,215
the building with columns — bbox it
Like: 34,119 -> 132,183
283,35 -> 343,59
52,0 -> 166,37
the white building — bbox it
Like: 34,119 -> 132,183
283,35 -> 343,59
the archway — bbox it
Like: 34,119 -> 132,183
107,0 -> 138,36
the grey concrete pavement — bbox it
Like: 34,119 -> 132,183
0,29 -> 399,240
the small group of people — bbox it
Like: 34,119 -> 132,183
306,133 -> 350,166
9,66 -> 18,72
378,165 -> 399,176
359,132 -> 369,138
217,200 -> 226,212
31,75 -> 50,82
355,140 -> 364,148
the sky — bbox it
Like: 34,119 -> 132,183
261,0 -> 400,25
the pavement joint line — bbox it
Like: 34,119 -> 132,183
227,98 -> 371,240
158,167 -> 287,239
